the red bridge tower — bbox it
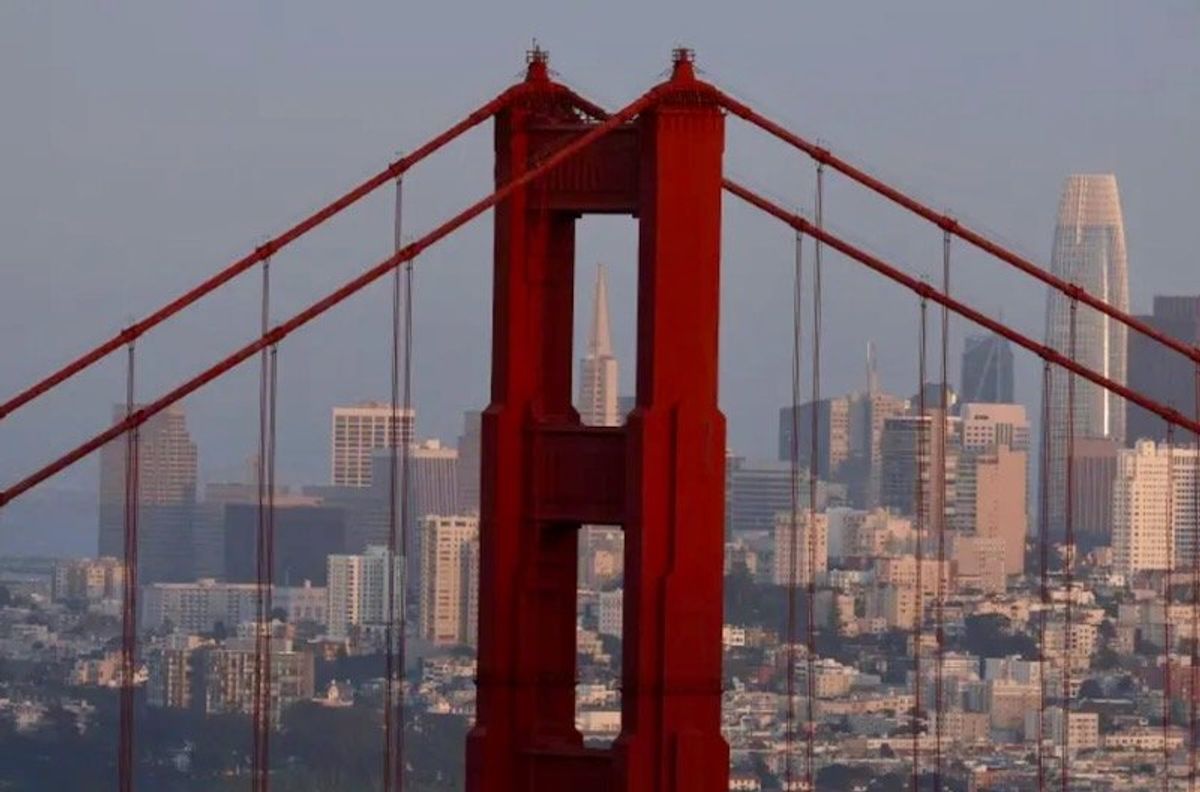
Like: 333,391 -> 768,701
466,49 -> 730,791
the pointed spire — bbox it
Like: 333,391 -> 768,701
588,263 -> 614,358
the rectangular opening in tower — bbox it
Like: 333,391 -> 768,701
577,523 -> 623,747
573,217 -> 635,426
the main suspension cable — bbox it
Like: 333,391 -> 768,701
0,86 -> 659,511
785,222 -> 804,791
913,294 -> 928,792
805,162 -> 824,791
118,339 -> 139,792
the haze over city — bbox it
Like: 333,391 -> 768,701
0,3 -> 1198,791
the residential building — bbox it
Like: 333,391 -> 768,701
772,511 -> 828,586
419,515 -> 479,646
326,546 -> 403,640
52,557 -> 123,604
1113,440 -> 1200,574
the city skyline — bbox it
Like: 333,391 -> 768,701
1,7 -> 1198,790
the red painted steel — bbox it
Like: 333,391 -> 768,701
0,85 -> 658,510
714,90 -> 1200,371
0,84 -> 540,423
467,49 -> 730,792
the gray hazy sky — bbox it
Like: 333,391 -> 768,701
2,1 -> 1198,507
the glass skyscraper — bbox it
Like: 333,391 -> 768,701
1041,174 -> 1129,539
960,332 -> 1015,405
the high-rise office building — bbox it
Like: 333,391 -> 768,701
848,344 -> 910,508
578,263 -> 619,427
223,503 -> 347,586
406,440 -> 459,520
98,403 -> 198,583
330,402 -> 414,488
957,403 -> 1030,576
577,264 -> 624,586
1113,440 -> 1200,576
1042,174 -> 1129,539
956,444 -> 1028,576
1074,437 -> 1120,547
960,333 -> 1015,405
727,460 -> 839,533
418,514 -> 479,646
777,396 -> 852,480
880,412 -> 959,530
960,403 -> 1031,452
326,546 -> 403,640
456,411 -> 482,514
1127,296 -> 1200,444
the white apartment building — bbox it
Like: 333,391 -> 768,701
1113,440 -> 1200,575
326,546 -> 402,640
142,579 -> 258,634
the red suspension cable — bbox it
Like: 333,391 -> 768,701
1193,364 -> 1200,792
1037,361 -> 1053,792
0,87 -> 523,423
383,176 -> 402,792
1061,298 -> 1077,792
785,224 -> 803,791
805,162 -> 824,791
712,88 -> 1200,374
251,258 -> 272,792
934,230 -> 950,792
719,180 -> 1200,438
913,297 -> 928,792
118,341 -> 139,792
1166,422 -> 1177,792
0,88 -> 661,510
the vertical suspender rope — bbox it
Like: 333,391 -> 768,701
785,224 -> 804,791
1166,421 -> 1177,792
118,339 -> 139,792
252,257 -> 273,792
1062,296 -> 1078,792
264,344 -> 279,782
934,230 -> 950,792
1192,361 -> 1200,792
398,187 -> 415,792
384,172 -> 408,792
805,162 -> 825,791
913,295 -> 928,792
1037,361 -> 1053,792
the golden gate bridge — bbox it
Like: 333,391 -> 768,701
1,47 -> 1197,792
